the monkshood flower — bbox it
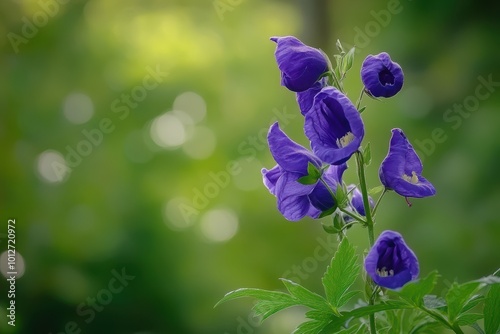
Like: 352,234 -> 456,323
365,230 -> 419,289
379,129 -> 436,198
304,87 -> 364,165
270,36 -> 329,92
296,77 -> 327,115
261,122 -> 347,221
361,52 -> 403,98
350,186 -> 374,217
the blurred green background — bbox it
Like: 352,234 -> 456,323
1,0 -> 499,333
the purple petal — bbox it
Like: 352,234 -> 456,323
305,87 -> 365,165
296,78 -> 327,115
364,230 -> 419,289
268,122 -> 321,174
379,129 -> 436,198
350,186 -> 374,217
361,52 -> 404,98
275,172 -> 315,221
271,36 -> 329,92
261,165 -> 283,196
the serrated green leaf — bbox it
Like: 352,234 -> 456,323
446,281 -> 481,322
423,295 -> 447,309
253,299 -> 298,320
307,161 -> 321,179
456,313 -> 483,326
368,185 -> 384,196
319,301 -> 412,333
298,175 -> 318,185
293,319 -> 332,334
280,279 -> 331,312
342,47 -> 355,74
462,295 -> 484,313
398,271 -> 439,306
321,238 -> 360,309
363,142 -> 372,166
215,288 -> 295,307
484,284 -> 500,334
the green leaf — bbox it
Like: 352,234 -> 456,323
280,279 -> 331,312
469,323 -> 486,334
319,301 -> 412,333
368,185 -> 384,196
215,288 -> 295,308
343,47 -> 355,74
307,161 -> 321,179
319,205 -> 338,219
293,319 -> 332,334
462,295 -> 484,313
335,39 -> 344,53
456,313 -> 483,326
446,281 -> 481,322
335,184 -> 348,209
423,295 -> 447,309
358,106 -> 366,113
321,238 -> 360,309
362,142 -> 372,166
298,175 -> 318,185
398,271 -> 439,306
253,299 -> 298,320
484,284 -> 500,334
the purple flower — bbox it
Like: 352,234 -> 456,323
361,52 -> 403,98
304,87 -> 365,165
270,36 -> 329,92
261,122 -> 347,221
350,186 -> 374,217
296,78 -> 327,115
365,230 -> 419,289
379,129 -> 436,198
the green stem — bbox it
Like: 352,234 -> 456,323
355,151 -> 374,246
371,188 -> 387,218
355,150 -> 377,334
339,207 -> 366,225
356,88 -> 365,110
318,177 -> 366,224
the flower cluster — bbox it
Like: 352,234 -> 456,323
264,36 -> 436,289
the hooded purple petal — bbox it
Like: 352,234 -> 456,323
261,165 -> 283,196
296,78 -> 327,115
268,122 -> 322,174
275,172 -> 316,221
350,186 -> 374,217
365,230 -> 419,289
305,87 -> 365,165
361,52 -> 403,98
379,129 -> 436,198
271,36 -> 329,92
